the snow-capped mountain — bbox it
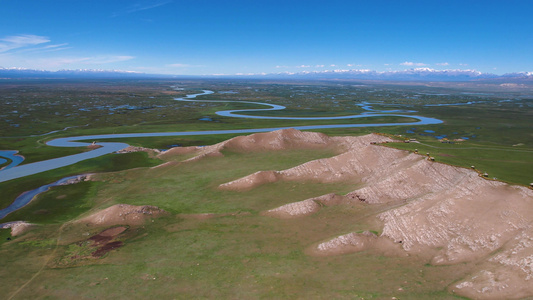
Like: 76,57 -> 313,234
1,67 -> 532,82
263,68 -> 500,81
0,67 -> 156,79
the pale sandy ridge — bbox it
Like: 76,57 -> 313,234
218,132 -> 395,190
210,129 -> 533,299
76,204 -> 167,227
116,146 -> 161,155
157,128 -> 336,164
1,221 -> 34,236
262,193 -> 345,218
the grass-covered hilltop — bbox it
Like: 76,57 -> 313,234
1,79 -> 532,299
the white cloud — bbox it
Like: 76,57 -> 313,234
330,64 -> 336,67
166,63 -> 205,68
0,34 -> 49,45
111,0 -> 173,17
400,61 -> 427,66
82,55 -> 135,64
436,62 -> 449,66
277,64 -> 333,69
44,56 -> 134,68
42,43 -> 69,50
0,34 -> 72,57
15,43 -> 71,54
42,46 -> 72,53
0,34 -> 50,53
0,55 -> 135,69
0,33 -> 133,70
168,63 -> 191,68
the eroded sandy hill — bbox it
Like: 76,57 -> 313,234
0,221 -> 34,236
76,204 -> 167,227
219,132 -> 396,190
210,129 -> 533,299
157,128 -> 336,163
261,193 -> 347,218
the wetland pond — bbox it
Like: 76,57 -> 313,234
0,150 -> 24,170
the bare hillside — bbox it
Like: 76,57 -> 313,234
76,204 -> 167,227
157,128 -> 335,163
210,129 -> 533,299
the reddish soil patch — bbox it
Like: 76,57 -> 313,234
438,153 -> 455,157
92,241 -> 124,257
87,226 -> 127,257
89,227 -> 127,244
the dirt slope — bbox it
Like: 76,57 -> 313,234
157,128 -> 335,163
262,193 -> 347,218
212,129 -> 533,299
0,221 -> 34,236
219,132 -> 396,190
76,204 -> 166,227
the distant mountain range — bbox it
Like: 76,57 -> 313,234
0,68 -> 165,79
1,67 -> 532,82
253,68 -> 533,82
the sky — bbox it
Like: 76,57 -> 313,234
0,0 -> 532,75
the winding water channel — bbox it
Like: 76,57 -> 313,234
0,89 -> 442,183
0,90 -> 443,220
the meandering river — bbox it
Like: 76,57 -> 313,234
0,89 -> 444,220
0,89 -> 442,183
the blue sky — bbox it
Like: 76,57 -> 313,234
0,0 -> 531,75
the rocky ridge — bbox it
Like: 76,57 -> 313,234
157,128 -> 335,163
76,204 -> 167,227
210,129 -> 533,299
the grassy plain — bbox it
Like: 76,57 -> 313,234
0,152 -> 161,216
386,141 -> 533,186
0,78 -> 532,299
2,146 -> 470,299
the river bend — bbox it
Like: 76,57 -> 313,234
0,90 -> 442,183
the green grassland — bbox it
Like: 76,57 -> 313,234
1,146 -> 471,299
0,79 -> 531,299
385,141 -> 533,186
0,152 -> 161,215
